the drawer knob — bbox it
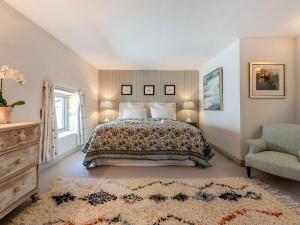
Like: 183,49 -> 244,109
18,132 -> 26,141
13,186 -> 21,194
0,143 -> 5,149
15,158 -> 23,165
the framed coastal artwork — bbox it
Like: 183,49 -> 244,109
249,62 -> 286,98
203,67 -> 223,110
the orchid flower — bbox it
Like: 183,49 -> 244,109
0,65 -> 25,107
0,65 -> 26,85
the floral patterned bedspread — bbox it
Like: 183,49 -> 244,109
82,119 -> 214,168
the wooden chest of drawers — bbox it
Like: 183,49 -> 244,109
0,122 -> 40,219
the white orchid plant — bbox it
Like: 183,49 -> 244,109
0,65 -> 26,107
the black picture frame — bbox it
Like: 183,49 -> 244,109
144,85 -> 155,95
121,85 -> 132,95
164,85 -> 176,95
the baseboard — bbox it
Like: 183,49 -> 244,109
210,143 -> 245,167
39,146 -> 81,172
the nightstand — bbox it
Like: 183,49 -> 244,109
185,121 -> 198,128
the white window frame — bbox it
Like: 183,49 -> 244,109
54,92 -> 69,133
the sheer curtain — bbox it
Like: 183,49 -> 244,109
40,80 -> 57,163
78,90 -> 87,145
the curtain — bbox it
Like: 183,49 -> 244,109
40,80 -> 57,163
78,89 -> 87,145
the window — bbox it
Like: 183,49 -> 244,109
55,93 -> 68,131
54,89 -> 79,133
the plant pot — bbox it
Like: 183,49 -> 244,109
0,107 -> 13,124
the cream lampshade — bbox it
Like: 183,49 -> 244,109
100,100 -> 112,109
183,100 -> 195,122
100,100 -> 112,122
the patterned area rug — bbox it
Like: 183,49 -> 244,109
10,178 -> 300,225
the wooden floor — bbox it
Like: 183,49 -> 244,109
1,151 -> 300,224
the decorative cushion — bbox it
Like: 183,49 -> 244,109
151,105 -> 176,120
247,138 -> 267,154
127,102 -> 145,108
154,103 -> 176,114
154,102 -> 174,108
121,107 -> 147,119
245,151 -> 300,181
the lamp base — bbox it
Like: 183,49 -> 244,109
103,118 -> 110,122
185,118 -> 192,123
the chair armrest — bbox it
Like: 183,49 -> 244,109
247,138 -> 267,154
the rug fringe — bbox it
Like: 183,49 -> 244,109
248,178 -> 300,215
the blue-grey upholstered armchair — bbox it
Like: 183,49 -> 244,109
245,123 -> 300,181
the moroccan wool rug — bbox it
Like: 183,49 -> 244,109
10,178 -> 300,225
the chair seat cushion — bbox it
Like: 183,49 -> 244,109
245,151 -> 300,181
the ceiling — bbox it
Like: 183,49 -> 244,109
4,0 -> 300,70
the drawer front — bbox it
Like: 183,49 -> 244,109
0,126 -> 40,153
0,167 -> 37,213
0,144 -> 39,181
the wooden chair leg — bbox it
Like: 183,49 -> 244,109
246,167 -> 251,178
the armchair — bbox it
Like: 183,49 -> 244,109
245,123 -> 300,181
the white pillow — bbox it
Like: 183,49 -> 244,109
120,103 -> 145,118
121,107 -> 147,119
154,102 -> 174,108
151,106 -> 176,120
127,102 -> 145,108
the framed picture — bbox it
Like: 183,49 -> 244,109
121,85 -> 132,95
164,85 -> 175,95
249,62 -> 286,98
144,85 -> 155,95
203,67 -> 223,110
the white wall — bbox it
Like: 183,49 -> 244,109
200,40 -> 242,160
0,2 -> 98,134
200,38 -> 299,161
57,132 -> 77,155
297,37 -> 300,123
240,38 -> 297,157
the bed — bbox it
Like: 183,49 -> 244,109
82,102 -> 214,168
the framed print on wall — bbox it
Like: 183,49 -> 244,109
249,62 -> 286,99
144,85 -> 155,95
164,85 -> 176,95
121,85 -> 132,95
203,67 -> 223,110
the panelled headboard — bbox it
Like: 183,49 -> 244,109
119,102 -> 176,118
